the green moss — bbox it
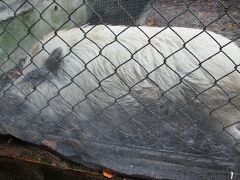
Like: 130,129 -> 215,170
0,0 -> 92,65
17,150 -> 33,158
40,156 -> 53,165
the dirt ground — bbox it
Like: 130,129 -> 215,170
140,0 -> 240,45
0,136 -> 144,180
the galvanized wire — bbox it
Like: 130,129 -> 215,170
0,0 -> 240,165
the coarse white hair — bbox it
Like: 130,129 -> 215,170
8,25 -> 240,149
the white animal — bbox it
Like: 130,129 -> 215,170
3,25 -> 240,150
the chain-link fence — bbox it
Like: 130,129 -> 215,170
0,0 -> 240,179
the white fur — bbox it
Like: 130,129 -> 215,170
23,25 -> 240,141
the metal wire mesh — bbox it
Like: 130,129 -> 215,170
0,0 -> 240,177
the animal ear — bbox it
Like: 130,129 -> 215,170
31,43 -> 41,56
1,67 -> 21,85
4,57 -> 26,80
45,48 -> 63,74
18,57 -> 27,70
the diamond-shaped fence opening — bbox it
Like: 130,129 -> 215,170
0,0 -> 240,179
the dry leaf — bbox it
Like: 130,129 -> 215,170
103,169 -> 115,179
